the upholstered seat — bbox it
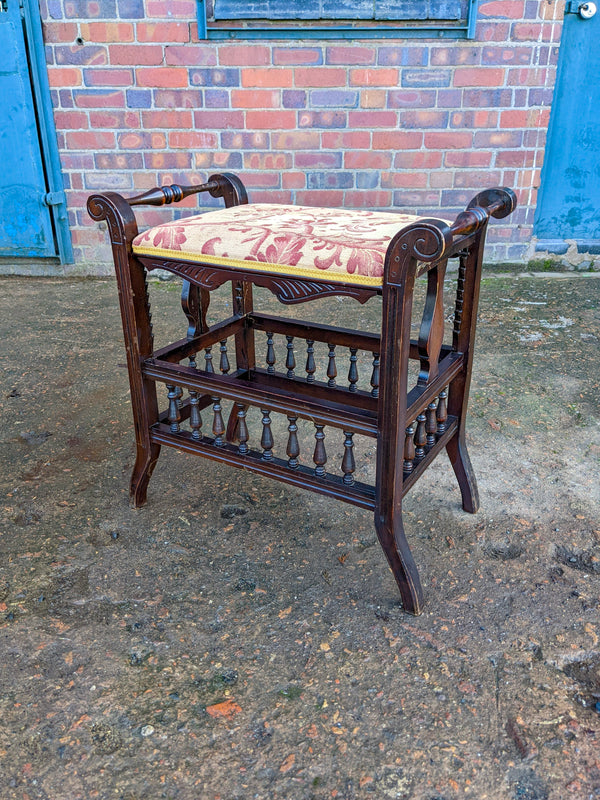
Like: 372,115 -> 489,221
132,203 -> 442,287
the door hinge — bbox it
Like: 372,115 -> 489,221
43,191 -> 66,206
566,1 -> 580,10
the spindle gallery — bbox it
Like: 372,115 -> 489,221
88,172 -> 516,615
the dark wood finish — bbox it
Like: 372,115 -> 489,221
89,173 -> 516,615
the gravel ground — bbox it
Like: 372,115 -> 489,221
0,273 -> 599,800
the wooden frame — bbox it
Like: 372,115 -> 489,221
88,173 -> 516,615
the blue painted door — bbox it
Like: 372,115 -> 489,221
534,6 -> 600,249
0,0 -> 57,258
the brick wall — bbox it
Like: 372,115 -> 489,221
41,0 -> 564,271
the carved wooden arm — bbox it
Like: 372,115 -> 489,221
124,172 -> 249,210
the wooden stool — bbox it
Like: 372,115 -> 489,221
88,173 -> 516,615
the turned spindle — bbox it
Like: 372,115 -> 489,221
204,347 -> 214,373
167,385 -> 181,433
370,353 -> 380,398
414,413 -> 427,460
236,403 -> 249,455
189,391 -> 202,440
285,335 -> 296,378
341,431 -> 355,486
313,424 -> 327,478
219,340 -> 230,374
286,415 -> 300,469
212,396 -> 225,446
266,332 -> 276,374
327,344 -> 337,388
348,348 -> 359,393
437,389 -> 448,435
305,340 -> 316,383
426,401 -> 437,447
189,353 -> 197,371
260,408 -> 274,461
403,423 -> 416,473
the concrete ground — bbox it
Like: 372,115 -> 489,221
0,272 -> 599,800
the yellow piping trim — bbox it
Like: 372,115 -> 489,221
132,245 -> 384,287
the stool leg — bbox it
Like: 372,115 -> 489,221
181,282 -> 210,339
446,429 -> 480,514
226,281 -> 255,443
130,440 -> 161,508
375,511 -> 424,615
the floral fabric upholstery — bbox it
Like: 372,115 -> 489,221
132,203 -> 435,287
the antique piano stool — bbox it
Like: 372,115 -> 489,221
88,173 -> 516,615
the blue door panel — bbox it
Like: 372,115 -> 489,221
534,10 -> 600,244
0,1 -> 57,258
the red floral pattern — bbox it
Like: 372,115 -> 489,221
133,203 -> 432,280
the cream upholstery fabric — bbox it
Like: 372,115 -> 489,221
132,203 -> 432,287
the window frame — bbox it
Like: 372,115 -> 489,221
197,0 -> 479,40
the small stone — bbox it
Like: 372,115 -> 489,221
220,504 -> 248,519
140,725 -> 154,737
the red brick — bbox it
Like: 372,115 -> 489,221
246,190 -> 293,203
511,23 -> 544,41
295,190 -> 345,207
242,68 -> 293,88
455,170 -> 503,189
424,132 -> 473,149
218,45 -> 270,66
393,151 -> 443,170
90,110 -> 140,129
450,110 -> 498,128
453,68 -> 505,87
271,131 -> 320,150
372,131 -> 422,150
66,130 -> 115,149
146,0 -> 196,17
507,67 -> 549,86
246,110 -> 296,129
144,152 -> 193,169
73,89 -> 125,108
231,90 -> 280,108
53,110 -> 88,129
142,110 -> 193,128
321,131 -> 371,149
295,152 -> 341,168
360,90 -> 386,109
478,0 -> 524,18
473,130 -> 523,148
344,151 -> 392,170
118,131 -> 167,149
345,191 -> 392,208
326,46 -> 375,65
168,131 -> 218,149
349,111 -> 397,128
481,46 -> 532,65
495,151 -> 534,168
165,45 -> 218,66
95,152 -> 143,170
445,151 -> 493,168
137,22 -> 190,43
430,172 -> 454,189
380,173 -> 427,189
83,68 -> 133,87
194,111 -> 245,129
349,68 -> 398,87
400,110 -> 448,128
244,152 -> 293,170
136,68 -> 189,88
295,68 -> 347,88
80,22 -> 134,42
48,67 -> 82,87
109,45 -> 164,66
476,22 -> 512,41
153,89 -> 203,108
43,22 -> 78,42
430,46 -> 480,66
500,109 -> 529,128
272,48 -> 323,66
282,172 -> 306,189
